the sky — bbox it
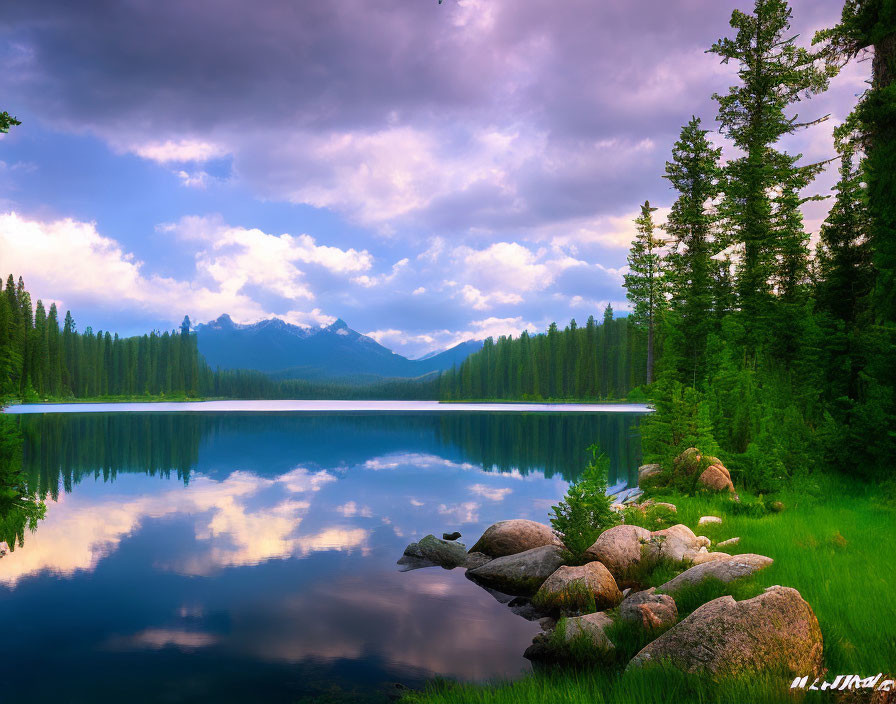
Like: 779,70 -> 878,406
0,0 -> 868,358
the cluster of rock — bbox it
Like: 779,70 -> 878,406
639,447 -> 736,494
399,516 -> 823,681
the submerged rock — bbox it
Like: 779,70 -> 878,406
627,586 -> 823,679
584,524 -> 651,586
469,519 -> 560,558
397,535 -> 467,570
467,544 -> 565,595
657,553 -> 773,595
535,562 -> 622,611
619,588 -> 678,631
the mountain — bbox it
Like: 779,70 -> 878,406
195,314 -> 483,381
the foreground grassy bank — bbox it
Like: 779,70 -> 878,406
404,475 -> 896,704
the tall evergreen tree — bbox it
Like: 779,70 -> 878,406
710,0 -> 834,352
624,201 -> 666,384
663,117 -> 723,383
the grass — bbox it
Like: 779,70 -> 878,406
403,473 -> 896,704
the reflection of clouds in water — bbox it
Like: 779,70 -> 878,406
437,502 -> 480,524
276,466 -> 337,493
335,501 -> 372,518
469,483 -> 513,501
0,470 -> 367,585
228,569 -> 537,680
363,453 -> 478,472
105,628 -> 220,651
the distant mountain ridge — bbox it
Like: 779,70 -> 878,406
195,314 -> 482,381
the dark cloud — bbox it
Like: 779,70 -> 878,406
1,0 -> 851,234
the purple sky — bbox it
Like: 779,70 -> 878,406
0,0 -> 866,357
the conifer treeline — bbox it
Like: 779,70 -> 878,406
0,274 -> 202,399
439,309 -> 647,401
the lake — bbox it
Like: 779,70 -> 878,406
0,403 -> 646,703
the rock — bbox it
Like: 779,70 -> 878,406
655,502 -> 677,513
467,545 -> 566,595
619,588 -> 678,630
718,537 -> 740,547
627,586 -> 823,679
464,551 -> 492,569
687,551 -> 734,565
698,516 -> 723,526
535,562 -> 623,611
0,541 -> 8,557
657,554 -> 773,595
646,524 -> 700,563
442,531 -> 462,541
610,502 -> 626,513
638,463 -> 663,484
469,519 -> 560,558
698,466 -> 735,493
770,501 -> 785,513
561,611 -> 616,650
585,524 -> 651,586
416,534 -> 468,568
695,536 -> 711,548
525,612 -> 615,661
622,489 -> 644,504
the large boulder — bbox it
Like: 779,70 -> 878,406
619,588 -> 678,630
469,519 -> 560,558
646,524 -> 701,563
525,611 -> 615,661
585,524 -> 651,586
627,586 -> 823,679
467,544 -> 566,595
698,465 -> 735,493
657,553 -> 773,595
535,562 -> 623,611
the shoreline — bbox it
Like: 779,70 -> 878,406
3,399 -> 654,414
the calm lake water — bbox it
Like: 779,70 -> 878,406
1,403 -> 645,703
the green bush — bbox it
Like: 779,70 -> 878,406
621,504 -> 677,531
549,444 -> 619,564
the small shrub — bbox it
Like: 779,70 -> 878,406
622,504 -> 677,531
549,444 -> 619,564
728,494 -> 770,517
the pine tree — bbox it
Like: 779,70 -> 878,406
624,201 -> 666,384
664,117 -> 723,383
710,0 -> 834,352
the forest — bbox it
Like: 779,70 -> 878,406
442,0 -> 896,488
438,311 -> 647,401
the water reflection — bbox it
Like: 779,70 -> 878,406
0,411 -> 642,703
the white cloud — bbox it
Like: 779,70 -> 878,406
437,501 -> 480,524
130,139 -> 227,164
469,484 -> 512,501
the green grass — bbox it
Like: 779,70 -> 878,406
403,474 -> 896,703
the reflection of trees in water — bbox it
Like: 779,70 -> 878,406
14,412 -> 642,502
19,414 -> 199,501
436,413 -> 642,484
0,417 -> 46,551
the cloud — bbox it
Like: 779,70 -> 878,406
469,484 -> 512,501
130,139 -> 227,164
437,501 -> 480,524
